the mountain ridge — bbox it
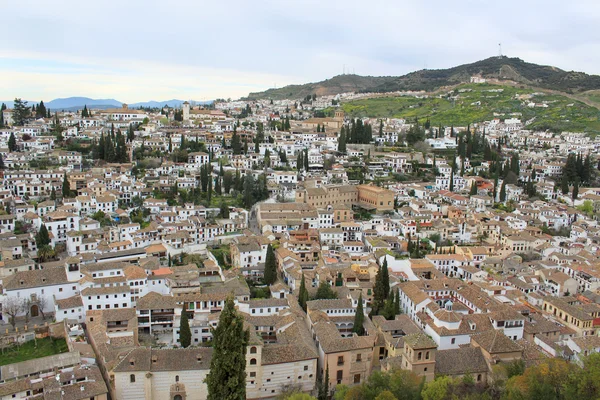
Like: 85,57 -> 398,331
0,98 -> 213,110
245,56 -> 600,100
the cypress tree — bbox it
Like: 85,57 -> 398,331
8,132 -> 16,152
304,149 -> 309,172
242,173 -> 255,209
394,287 -> 401,315
296,151 -> 304,171
62,174 -> 70,198
50,188 -> 56,201
573,179 -> 579,201
299,273 -> 309,312
382,258 -> 389,300
561,174 -> 570,195
470,181 -> 477,196
215,177 -> 222,196
318,368 -> 329,400
231,131 -> 241,155
36,224 -> 51,247
263,244 -> 277,285
352,293 -> 365,336
499,181 -> 507,202
205,296 -> 249,400
179,306 -> 192,348
0,154 -> 4,170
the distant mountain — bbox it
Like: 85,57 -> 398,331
45,97 -> 122,110
246,56 -> 600,100
129,99 -> 213,108
0,97 -> 213,110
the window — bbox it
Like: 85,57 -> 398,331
424,367 -> 428,372
337,356 -> 344,365
130,374 -> 135,383
477,374 -> 482,382
175,375 -> 179,382
304,365 -> 309,371
418,352 -> 422,360
249,372 -> 256,377
250,346 -> 257,354
356,354 -> 362,362
354,374 -> 361,384
425,351 -> 430,360
336,370 -> 343,384
451,338 -> 456,344
250,358 -> 257,365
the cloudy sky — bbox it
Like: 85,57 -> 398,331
2,0 -> 599,103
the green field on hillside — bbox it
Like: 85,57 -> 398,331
339,83 -> 600,134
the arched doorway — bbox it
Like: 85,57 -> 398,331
31,304 -> 39,318
174,396 -> 182,400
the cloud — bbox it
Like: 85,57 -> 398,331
1,0 -> 599,101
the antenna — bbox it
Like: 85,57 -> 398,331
498,43 -> 503,58
343,64 -> 346,75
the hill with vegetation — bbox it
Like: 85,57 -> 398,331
338,83 -> 600,134
246,57 -> 600,100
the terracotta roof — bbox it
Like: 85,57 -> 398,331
472,330 -> 523,354
435,347 -> 488,376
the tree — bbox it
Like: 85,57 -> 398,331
12,98 -> 30,126
296,151 -> 304,172
205,295 -> 249,400
52,113 -> 64,142
422,375 -> 452,400
499,181 -> 507,202
179,306 -> 192,348
215,177 -> 222,196
37,296 -> 49,320
231,130 -> 242,155
223,171 -> 233,195
353,293 -> 365,336
338,130 -> 347,153
469,182 -> 477,196
394,288 -> 401,315
219,201 -> 230,219
314,281 -> 337,300
50,188 -> 56,201
318,368 -> 329,400
263,244 -> 277,285
304,149 -> 309,172
243,173 -> 256,209
81,105 -> 89,118
573,179 -> 579,201
8,132 -> 16,152
372,259 -> 389,315
37,244 -> 55,262
36,224 -> 51,247
381,258 -> 389,299
561,174 -> 570,195
62,174 -> 71,198
299,273 -> 309,312
3,296 -> 22,329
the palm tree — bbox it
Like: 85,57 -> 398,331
37,245 -> 55,262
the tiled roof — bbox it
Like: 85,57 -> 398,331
435,347 -> 488,376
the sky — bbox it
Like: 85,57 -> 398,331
2,0 -> 600,103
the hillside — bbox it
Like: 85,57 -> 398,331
246,57 -> 600,100
338,82 -> 600,134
